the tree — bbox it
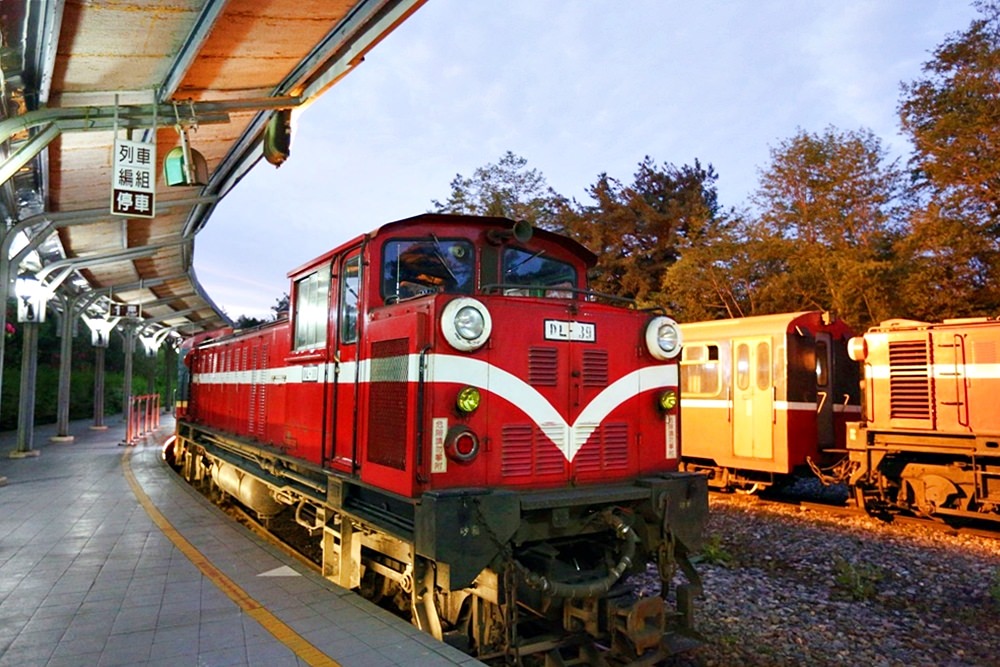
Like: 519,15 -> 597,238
431,151 -> 567,229
748,127 -> 909,329
897,0 -> 1000,318
661,209 -> 764,321
563,157 -> 724,309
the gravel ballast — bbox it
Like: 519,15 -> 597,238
667,493 -> 1000,666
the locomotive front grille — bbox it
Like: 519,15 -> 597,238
573,422 -> 629,472
529,347 -> 558,386
501,424 -> 565,476
582,349 -> 609,387
501,422 -> 630,476
888,339 -> 932,421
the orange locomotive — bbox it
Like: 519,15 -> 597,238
846,317 -> 1000,523
678,311 -> 861,492
170,214 -> 707,663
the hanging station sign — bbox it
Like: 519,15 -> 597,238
108,303 -> 141,319
111,137 -> 156,218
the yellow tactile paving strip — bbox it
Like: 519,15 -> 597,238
121,446 -> 341,667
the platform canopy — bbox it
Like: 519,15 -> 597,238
1,0 -> 426,338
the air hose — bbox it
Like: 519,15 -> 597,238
514,511 -> 639,599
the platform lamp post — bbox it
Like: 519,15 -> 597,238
11,274 -> 49,458
82,314 -> 120,430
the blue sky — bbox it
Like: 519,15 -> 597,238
195,0 -> 981,320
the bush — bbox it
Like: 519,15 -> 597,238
698,534 -> 733,567
832,556 -> 883,601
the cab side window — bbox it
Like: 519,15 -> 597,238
293,265 -> 330,351
340,255 -> 361,344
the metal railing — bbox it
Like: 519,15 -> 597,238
122,394 -> 161,446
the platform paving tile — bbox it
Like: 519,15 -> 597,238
1,417 -> 484,666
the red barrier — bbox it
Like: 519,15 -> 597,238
123,394 -> 162,445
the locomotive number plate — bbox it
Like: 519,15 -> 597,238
544,319 -> 596,342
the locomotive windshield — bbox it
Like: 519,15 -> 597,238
501,247 -> 578,296
382,237 -> 475,301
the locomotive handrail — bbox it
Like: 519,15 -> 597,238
954,333 -> 970,429
479,283 -> 648,310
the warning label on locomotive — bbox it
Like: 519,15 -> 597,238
544,320 -> 596,342
665,414 -> 678,459
431,418 -> 448,473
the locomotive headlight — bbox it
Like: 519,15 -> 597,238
441,297 -> 492,351
645,316 -> 682,360
847,336 -> 868,362
658,390 -> 678,411
455,307 -> 485,340
456,386 -> 481,413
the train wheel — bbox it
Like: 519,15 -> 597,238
409,557 -> 443,640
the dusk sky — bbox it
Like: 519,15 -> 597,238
193,0 -> 981,321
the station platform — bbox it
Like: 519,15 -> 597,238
0,416 -> 484,667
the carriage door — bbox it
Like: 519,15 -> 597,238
732,337 -> 774,459
815,333 -> 835,448
326,252 -> 362,473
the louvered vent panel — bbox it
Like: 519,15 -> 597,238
888,339 -> 932,420
502,424 -> 534,476
602,423 -> 629,469
536,424 -> 567,475
582,349 -> 609,387
367,339 -> 410,470
248,345 -> 258,435
574,423 -> 629,472
529,347 -> 558,386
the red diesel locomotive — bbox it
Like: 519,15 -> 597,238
678,311 -> 861,492
170,213 -> 707,664
845,317 -> 1000,523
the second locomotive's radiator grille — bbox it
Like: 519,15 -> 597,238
367,339 -> 410,470
888,339 -> 932,420
573,422 -> 629,472
582,349 -> 609,387
529,347 -> 558,386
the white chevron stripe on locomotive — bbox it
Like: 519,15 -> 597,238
429,355 -> 678,462
192,353 -> 679,463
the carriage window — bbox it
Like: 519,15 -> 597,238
815,340 -> 829,386
756,342 -> 771,390
341,255 -> 361,344
680,344 -> 720,395
382,238 -> 474,301
736,343 -> 750,390
293,266 -> 330,350
502,248 -> 577,296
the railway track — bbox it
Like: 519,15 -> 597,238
715,485 -> 1000,542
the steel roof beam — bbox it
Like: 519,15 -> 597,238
0,96 -> 299,145
158,0 -> 232,102
21,0 -> 65,107
0,122 -> 59,187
